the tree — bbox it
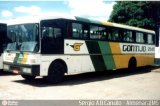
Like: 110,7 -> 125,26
109,1 -> 160,30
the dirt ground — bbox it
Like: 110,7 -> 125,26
0,66 -> 160,100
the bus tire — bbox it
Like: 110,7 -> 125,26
128,57 -> 137,72
46,61 -> 66,83
21,75 -> 36,80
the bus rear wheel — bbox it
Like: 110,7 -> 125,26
128,58 -> 137,72
21,75 -> 36,80
46,61 -> 65,83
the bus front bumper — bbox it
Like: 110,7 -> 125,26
3,62 -> 40,76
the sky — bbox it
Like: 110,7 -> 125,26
0,0 -> 116,23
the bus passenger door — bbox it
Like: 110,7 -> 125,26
0,24 -> 7,55
0,29 -> 2,55
41,26 -> 63,54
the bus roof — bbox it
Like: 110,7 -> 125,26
0,23 -> 7,25
75,17 -> 155,34
7,16 -> 155,34
7,15 -> 75,25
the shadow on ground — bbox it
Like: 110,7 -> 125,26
13,66 -> 160,87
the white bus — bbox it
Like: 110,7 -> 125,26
3,16 -> 155,83
0,23 -> 7,70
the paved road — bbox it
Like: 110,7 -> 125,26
0,67 -> 160,100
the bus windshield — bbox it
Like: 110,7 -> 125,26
6,23 -> 39,52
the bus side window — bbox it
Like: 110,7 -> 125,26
53,28 -> 62,38
111,29 -> 119,41
136,32 -> 144,43
72,23 -> 82,39
123,30 -> 133,42
147,34 -> 154,44
42,27 -> 61,38
90,25 -> 106,40
107,28 -> 112,41
42,27 -> 49,38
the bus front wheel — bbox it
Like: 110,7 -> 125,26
21,75 -> 36,80
46,61 -> 66,83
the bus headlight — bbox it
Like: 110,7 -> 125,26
22,68 -> 31,74
3,64 -> 9,70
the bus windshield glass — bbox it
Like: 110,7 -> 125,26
6,23 -> 39,52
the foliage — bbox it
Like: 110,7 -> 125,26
109,1 -> 160,30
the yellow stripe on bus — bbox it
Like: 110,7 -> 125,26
102,21 -> 113,27
113,55 -> 133,69
135,54 -> 154,67
109,42 -> 122,54
109,42 -> 127,69
112,54 -> 154,69
21,54 -> 28,64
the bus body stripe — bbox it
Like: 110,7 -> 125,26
85,41 -> 107,71
98,42 -> 116,70
21,53 -> 28,64
17,54 -> 23,64
13,53 -> 19,63
109,42 -> 122,69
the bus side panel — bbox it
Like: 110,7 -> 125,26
40,55 -> 95,76
64,39 -> 116,72
111,54 -> 154,69
109,42 -> 155,69
64,39 -> 96,74
40,40 -> 155,76
41,39 -> 114,75
135,54 -> 154,67
65,55 -> 95,74
40,56 -> 51,76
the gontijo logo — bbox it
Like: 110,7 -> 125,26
70,43 -> 83,51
